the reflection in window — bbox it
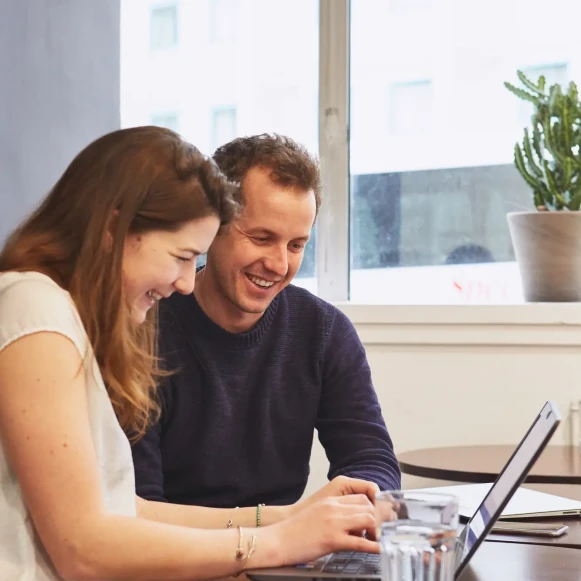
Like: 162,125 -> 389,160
211,107 -> 237,151
150,4 -> 178,50
151,112 -> 179,132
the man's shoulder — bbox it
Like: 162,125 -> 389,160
281,284 -> 348,332
283,283 -> 335,312
282,284 -> 336,316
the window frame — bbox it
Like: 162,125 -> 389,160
317,0 -> 350,302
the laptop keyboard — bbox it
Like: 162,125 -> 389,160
321,551 -> 382,575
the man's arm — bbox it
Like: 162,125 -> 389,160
132,418 -> 168,502
316,307 -> 401,491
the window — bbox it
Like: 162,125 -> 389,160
210,0 -> 236,44
125,1 -> 579,305
348,0 -> 579,304
211,107 -> 237,150
150,4 -> 178,50
150,112 -> 179,132
121,0 -> 318,291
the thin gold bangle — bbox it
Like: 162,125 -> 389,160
235,526 -> 246,560
246,534 -> 257,564
227,506 -> 239,529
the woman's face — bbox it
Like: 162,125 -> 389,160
122,216 -> 220,323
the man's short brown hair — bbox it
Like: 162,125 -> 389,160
212,133 -> 322,215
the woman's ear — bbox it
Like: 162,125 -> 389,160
104,210 -> 120,250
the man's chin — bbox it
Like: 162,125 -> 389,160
232,293 -> 274,316
237,301 -> 269,316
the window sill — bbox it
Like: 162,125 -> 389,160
335,303 -> 581,346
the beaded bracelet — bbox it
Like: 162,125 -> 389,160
256,503 -> 265,527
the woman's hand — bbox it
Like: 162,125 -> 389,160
266,495 -> 379,568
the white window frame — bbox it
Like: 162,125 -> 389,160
318,0 -> 579,326
318,0 -> 350,302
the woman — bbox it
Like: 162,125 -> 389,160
0,126 -> 377,581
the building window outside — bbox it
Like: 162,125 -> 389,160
150,4 -> 178,50
210,107 -> 237,151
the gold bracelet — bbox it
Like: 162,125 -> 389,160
235,526 -> 246,560
234,526 -> 258,577
245,533 -> 257,566
227,506 -> 239,529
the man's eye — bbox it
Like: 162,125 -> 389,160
176,256 -> 192,262
254,237 -> 269,243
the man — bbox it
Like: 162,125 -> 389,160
132,133 -> 401,510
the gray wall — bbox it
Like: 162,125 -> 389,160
0,0 -> 120,243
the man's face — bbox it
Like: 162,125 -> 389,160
205,165 -> 316,320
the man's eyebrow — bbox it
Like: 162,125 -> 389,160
245,228 -> 310,241
245,227 -> 277,237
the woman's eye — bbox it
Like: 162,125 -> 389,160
176,256 -> 192,262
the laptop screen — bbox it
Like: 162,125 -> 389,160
454,401 -> 560,577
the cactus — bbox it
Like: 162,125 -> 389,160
505,70 -> 581,211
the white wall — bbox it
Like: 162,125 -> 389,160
305,304 -> 581,498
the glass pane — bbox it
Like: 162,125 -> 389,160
349,0 -> 578,304
121,0 -> 319,293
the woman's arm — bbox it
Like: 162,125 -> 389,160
0,332 -> 376,581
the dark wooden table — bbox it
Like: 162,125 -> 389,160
458,541 -> 581,581
399,445 -> 581,485
399,444 -> 581,549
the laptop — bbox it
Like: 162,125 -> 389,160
247,400 -> 561,581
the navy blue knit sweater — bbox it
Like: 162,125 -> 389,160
131,284 -> 400,507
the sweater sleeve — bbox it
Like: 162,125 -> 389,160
316,306 -> 401,491
132,301 -> 184,502
131,414 -> 167,502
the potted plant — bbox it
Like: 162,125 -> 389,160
505,70 -> 581,301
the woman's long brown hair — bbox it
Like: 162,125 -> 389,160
0,126 -> 239,440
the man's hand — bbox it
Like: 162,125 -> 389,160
290,476 -> 380,517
